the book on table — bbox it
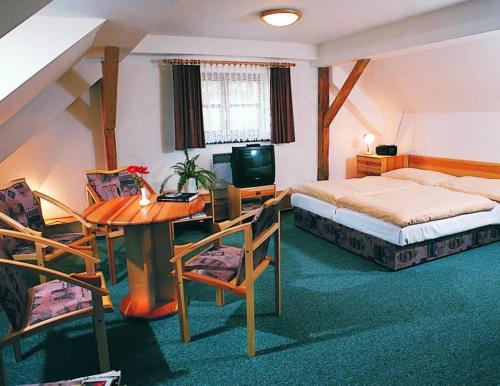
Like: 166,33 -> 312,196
157,192 -> 199,202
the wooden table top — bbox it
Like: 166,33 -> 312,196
83,195 -> 205,226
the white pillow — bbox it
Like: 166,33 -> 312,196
382,168 -> 455,186
439,176 -> 500,202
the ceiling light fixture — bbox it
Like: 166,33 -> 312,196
260,9 -> 302,27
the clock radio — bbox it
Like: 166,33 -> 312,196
376,145 -> 398,156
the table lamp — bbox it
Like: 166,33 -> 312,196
364,133 -> 375,154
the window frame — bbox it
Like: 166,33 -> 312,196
200,65 -> 271,145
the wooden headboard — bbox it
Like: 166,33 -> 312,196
408,155 -> 500,179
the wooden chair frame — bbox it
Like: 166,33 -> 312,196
84,166 -> 155,284
0,229 -> 113,385
0,179 -> 98,283
170,189 -> 290,357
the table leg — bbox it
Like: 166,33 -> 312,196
119,221 -> 178,319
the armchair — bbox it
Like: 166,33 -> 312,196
0,229 -> 113,385
85,167 -> 155,284
170,188 -> 290,356
0,179 -> 98,283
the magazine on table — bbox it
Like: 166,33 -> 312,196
157,192 -> 199,202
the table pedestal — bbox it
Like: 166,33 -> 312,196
119,221 -> 177,319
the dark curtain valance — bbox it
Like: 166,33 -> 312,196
173,64 -> 206,150
270,67 -> 295,144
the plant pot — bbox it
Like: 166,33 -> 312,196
182,178 -> 198,193
139,187 -> 150,206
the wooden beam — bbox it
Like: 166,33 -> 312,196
323,59 -> 370,128
101,46 -> 120,170
317,67 -> 330,181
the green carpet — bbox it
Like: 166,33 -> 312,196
1,212 -> 499,385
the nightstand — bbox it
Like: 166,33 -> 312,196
227,184 -> 276,219
356,154 -> 408,177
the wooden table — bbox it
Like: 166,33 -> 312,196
83,195 -> 205,319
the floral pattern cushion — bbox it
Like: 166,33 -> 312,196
29,280 -> 93,325
87,170 -> 140,201
0,180 -> 45,232
0,265 -> 29,330
12,232 -> 84,255
185,245 -> 243,282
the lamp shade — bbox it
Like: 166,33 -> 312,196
364,133 -> 375,145
260,9 -> 302,27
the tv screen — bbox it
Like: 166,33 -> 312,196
231,145 -> 275,188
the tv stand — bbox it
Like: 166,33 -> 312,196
227,184 -> 276,219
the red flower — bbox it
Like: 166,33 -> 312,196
137,166 -> 150,175
127,165 -> 138,173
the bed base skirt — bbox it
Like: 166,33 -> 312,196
293,207 -> 500,271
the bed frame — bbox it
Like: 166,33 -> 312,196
294,207 -> 500,270
408,155 -> 500,178
293,155 -> 500,271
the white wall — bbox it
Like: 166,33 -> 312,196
116,54 -> 317,191
409,113 -> 500,162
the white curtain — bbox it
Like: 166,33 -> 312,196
200,63 -> 271,144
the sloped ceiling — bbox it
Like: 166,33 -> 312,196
0,16 -> 104,126
0,0 -> 52,38
358,31 -> 500,113
38,0 -> 177,49
0,58 -> 102,162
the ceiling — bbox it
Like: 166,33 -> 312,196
36,0 -> 467,46
150,0 -> 467,44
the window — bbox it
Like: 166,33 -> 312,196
200,64 -> 271,144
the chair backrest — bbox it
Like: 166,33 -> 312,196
86,167 -> 141,202
235,189 -> 289,285
0,241 -> 29,330
0,178 -> 45,232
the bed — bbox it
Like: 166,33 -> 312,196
292,155 -> 500,270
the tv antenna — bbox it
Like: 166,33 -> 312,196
394,110 -> 405,145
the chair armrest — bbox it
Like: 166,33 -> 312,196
0,258 -> 108,296
33,191 -> 92,228
0,212 -> 41,236
0,229 -> 99,265
262,188 -> 291,209
170,222 -> 251,263
215,210 -> 258,232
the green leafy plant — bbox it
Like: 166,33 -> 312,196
160,149 -> 217,193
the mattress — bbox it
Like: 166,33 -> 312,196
291,193 -> 336,220
292,192 -> 500,246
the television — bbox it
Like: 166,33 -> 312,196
231,144 -> 275,188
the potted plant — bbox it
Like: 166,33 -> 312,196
160,149 -> 216,193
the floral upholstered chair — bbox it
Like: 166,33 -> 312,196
170,188 -> 290,357
0,178 -> 98,283
85,166 -> 155,284
0,230 -> 113,386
